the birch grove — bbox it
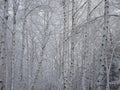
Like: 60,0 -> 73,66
0,0 -> 120,90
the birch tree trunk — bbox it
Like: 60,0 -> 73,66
97,0 -> 109,90
21,0 -> 27,81
11,0 -> 18,90
82,0 -> 91,90
105,1 -> 110,90
27,14 -> 34,90
26,24 -> 30,90
1,0 -> 8,89
92,49 -> 96,90
30,30 -> 35,81
62,0 -> 69,90
69,0 -> 75,90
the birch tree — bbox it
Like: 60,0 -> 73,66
69,0 -> 75,90
11,0 -> 19,90
20,0 -> 27,81
1,0 -> 8,89
62,0 -> 69,90
97,0 -> 109,90
81,0 -> 91,90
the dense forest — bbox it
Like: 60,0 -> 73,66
0,0 -> 120,90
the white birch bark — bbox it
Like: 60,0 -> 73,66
82,0 -> 91,90
26,24 -> 30,90
69,0 -> 75,90
11,0 -> 18,90
1,0 -> 8,89
92,49 -> 96,90
62,0 -> 69,90
97,0 -> 109,90
20,0 -> 27,81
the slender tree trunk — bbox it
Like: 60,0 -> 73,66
11,0 -> 18,90
26,25 -> 30,90
69,0 -> 75,90
27,14 -> 34,90
105,1 -> 110,90
30,31 -> 34,80
92,49 -> 96,90
106,58 -> 110,90
82,0 -> 91,90
97,0 -> 109,90
1,0 -> 8,90
58,32 -> 62,79
62,0 -> 69,90
21,20 -> 26,81
20,0 -> 27,81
